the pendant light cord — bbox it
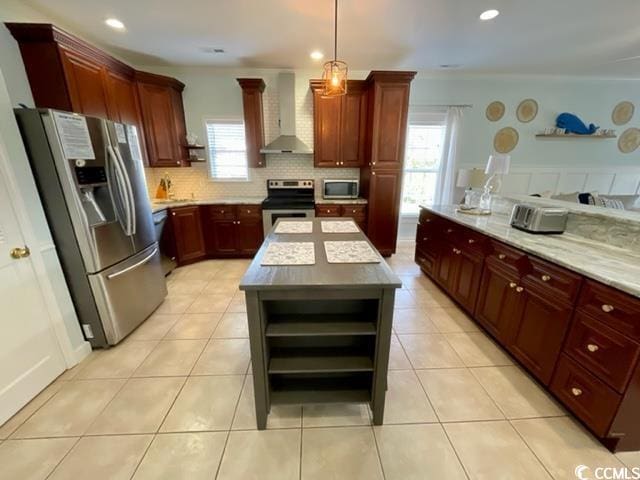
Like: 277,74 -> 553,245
334,0 -> 338,61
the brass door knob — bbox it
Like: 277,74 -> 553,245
10,246 -> 31,259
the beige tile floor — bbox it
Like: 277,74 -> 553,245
0,246 -> 638,479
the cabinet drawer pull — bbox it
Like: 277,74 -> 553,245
498,254 -> 506,260
541,274 -> 551,282
571,387 -> 583,397
586,343 -> 599,353
515,286 -> 524,293
468,239 -> 475,244
601,304 -> 614,313
509,282 -> 517,288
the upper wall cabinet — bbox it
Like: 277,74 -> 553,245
310,80 -> 367,168
136,71 -> 189,167
6,23 -> 188,168
237,78 -> 266,168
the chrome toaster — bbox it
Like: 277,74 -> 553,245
510,204 -> 568,234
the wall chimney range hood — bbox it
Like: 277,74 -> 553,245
260,73 -> 313,154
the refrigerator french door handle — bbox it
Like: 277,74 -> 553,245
106,247 -> 158,280
113,146 -> 137,235
107,145 -> 133,236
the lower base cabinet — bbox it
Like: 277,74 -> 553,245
415,206 -> 640,452
162,204 -> 264,266
203,204 -> 264,258
169,206 -> 206,265
315,204 -> 367,231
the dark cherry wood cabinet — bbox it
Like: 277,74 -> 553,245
202,205 -> 263,257
315,204 -> 367,231
359,71 -> 416,256
507,283 -> 574,384
169,206 -> 206,265
415,207 -> 640,452
7,22 -> 188,168
475,260 -> 522,341
364,170 -> 402,255
310,80 -> 367,168
237,79 -> 266,168
136,71 -> 188,168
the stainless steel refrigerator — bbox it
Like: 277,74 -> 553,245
15,108 -> 167,347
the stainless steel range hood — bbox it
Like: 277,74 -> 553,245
260,73 -> 313,154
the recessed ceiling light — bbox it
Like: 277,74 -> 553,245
479,9 -> 500,20
105,18 -> 125,30
310,50 -> 324,61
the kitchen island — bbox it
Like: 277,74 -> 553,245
239,218 -> 401,429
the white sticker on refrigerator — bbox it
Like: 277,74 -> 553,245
52,111 -> 96,160
115,123 -> 127,144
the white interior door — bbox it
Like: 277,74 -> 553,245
0,171 -> 66,425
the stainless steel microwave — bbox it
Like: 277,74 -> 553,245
322,179 -> 360,199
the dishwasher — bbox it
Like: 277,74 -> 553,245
153,209 -> 177,276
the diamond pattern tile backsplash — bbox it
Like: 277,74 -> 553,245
144,75 -> 360,200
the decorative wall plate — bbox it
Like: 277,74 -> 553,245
516,99 -> 538,123
618,128 -> 640,153
486,101 -> 505,122
494,127 -> 519,153
612,101 -> 635,126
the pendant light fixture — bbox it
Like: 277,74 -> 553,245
322,0 -> 347,97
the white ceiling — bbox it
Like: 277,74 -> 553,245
25,0 -> 640,77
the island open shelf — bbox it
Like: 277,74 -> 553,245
239,218 -> 401,429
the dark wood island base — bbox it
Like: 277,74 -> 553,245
240,218 -> 401,429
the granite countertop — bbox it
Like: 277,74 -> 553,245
316,198 -> 368,205
421,205 -> 640,298
151,197 -> 265,213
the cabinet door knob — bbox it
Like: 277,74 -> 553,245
221,210 -> 225,213
515,286 -> 524,293
468,239 -> 475,244
327,210 -> 331,213
352,209 -> 356,213
446,228 -> 453,233
372,162 -> 376,165
237,221 -> 241,224
425,219 -> 431,223
571,387 -> 583,397
509,282 -> 517,288
541,275 -> 551,282
372,172 -> 376,175
176,161 -> 180,165
172,212 -> 176,216
498,254 -> 506,260
423,237 -> 428,241
601,304 -> 614,313
586,343 -> 599,353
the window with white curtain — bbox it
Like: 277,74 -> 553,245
400,110 -> 447,214
205,120 -> 249,180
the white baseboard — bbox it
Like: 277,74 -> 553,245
71,341 -> 92,366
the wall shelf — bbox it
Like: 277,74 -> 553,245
535,133 -> 616,139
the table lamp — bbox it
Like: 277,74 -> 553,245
478,153 -> 511,212
456,168 -> 486,206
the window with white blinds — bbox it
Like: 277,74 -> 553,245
205,120 -> 249,180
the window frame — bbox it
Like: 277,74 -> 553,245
203,118 -> 250,182
400,110 -> 447,216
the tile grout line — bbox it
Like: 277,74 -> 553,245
214,372 -> 250,480
507,418 -> 556,479
370,425 -> 387,480
43,435 -> 84,480
441,423 -> 473,480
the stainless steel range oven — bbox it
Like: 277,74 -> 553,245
261,179 -> 315,235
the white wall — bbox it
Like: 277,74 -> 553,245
409,74 -> 640,169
